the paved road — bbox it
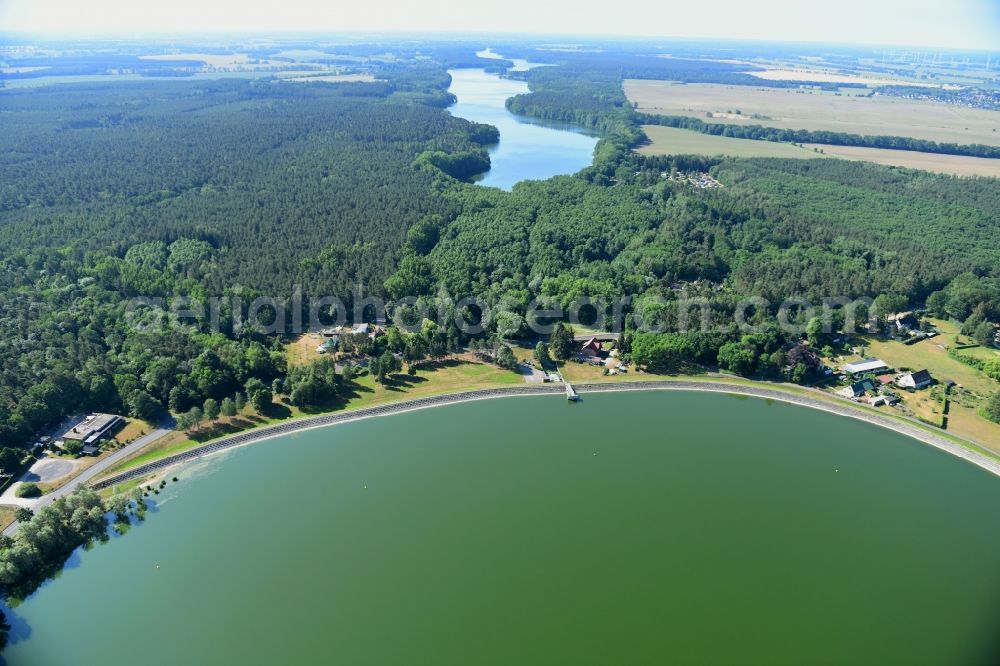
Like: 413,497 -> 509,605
2,425 -> 172,536
25,458 -> 78,483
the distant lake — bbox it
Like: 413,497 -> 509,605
447,65 -> 599,190
6,391 -> 1000,665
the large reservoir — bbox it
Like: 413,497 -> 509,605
6,391 -> 1000,665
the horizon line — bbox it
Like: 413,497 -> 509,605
0,30 -> 995,54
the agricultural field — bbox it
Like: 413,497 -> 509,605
745,68 -> 942,87
624,80 -> 1000,147
283,73 -> 377,83
139,52 -> 255,68
638,125 -> 826,158
802,144 -> 1000,177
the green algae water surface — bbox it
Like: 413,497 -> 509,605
5,391 -> 1000,665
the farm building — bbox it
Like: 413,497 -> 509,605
841,359 -> 889,376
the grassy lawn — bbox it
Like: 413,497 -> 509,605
898,390 -> 945,426
961,345 -> 1000,362
0,505 -> 18,531
947,405 -> 1000,449
285,333 -> 327,367
802,144 -> 1000,178
98,357 -> 524,479
114,418 -> 153,445
637,125 -> 822,159
857,336 -> 996,396
560,360 -> 623,382
566,323 -> 613,338
97,476 -> 145,499
101,430 -> 193,477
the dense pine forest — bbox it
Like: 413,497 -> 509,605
1,42 -> 999,456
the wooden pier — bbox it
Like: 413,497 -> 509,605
565,382 -> 580,401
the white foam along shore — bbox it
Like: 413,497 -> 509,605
92,379 -> 1000,490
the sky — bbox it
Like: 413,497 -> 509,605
0,0 -> 997,50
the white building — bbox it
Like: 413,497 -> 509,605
841,359 -> 888,375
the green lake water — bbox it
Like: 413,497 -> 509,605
5,391 -> 1000,665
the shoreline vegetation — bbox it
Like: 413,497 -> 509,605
93,377 -> 1000,493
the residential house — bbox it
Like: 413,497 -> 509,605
316,337 -> 338,354
897,369 -> 933,390
579,337 -> 605,360
837,379 -> 875,399
889,312 -> 919,335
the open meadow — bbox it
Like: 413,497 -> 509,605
802,144 -> 1000,177
624,80 -> 1000,147
638,125 -> 825,158
745,68 -> 950,87
283,73 -> 377,83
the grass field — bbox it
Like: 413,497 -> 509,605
745,68 -> 946,87
803,144 -> 1000,177
286,333 -> 327,367
284,74 -> 376,83
638,125 -> 825,158
114,418 -> 152,445
139,53 -> 254,67
624,81 -> 1000,147
0,505 -> 17,531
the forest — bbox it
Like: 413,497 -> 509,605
1,42 -> 999,456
